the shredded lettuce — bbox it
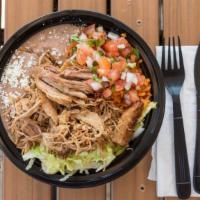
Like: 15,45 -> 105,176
133,101 -> 157,139
22,144 -> 124,180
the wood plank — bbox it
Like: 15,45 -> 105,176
4,1 -> 53,200
4,159 -> 33,200
112,153 -> 158,200
111,0 -> 159,200
5,0 -> 53,39
58,1 -> 107,200
111,0 -> 159,52
59,186 -> 106,200
58,0 -> 106,13
163,0 -> 200,45
166,198 -> 199,200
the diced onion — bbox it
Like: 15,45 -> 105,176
86,56 -> 93,68
93,51 -> 101,61
127,62 -> 136,68
79,33 -> 88,41
97,26 -> 104,32
125,82 -> 131,91
117,44 -> 126,49
126,72 -> 138,84
102,76 -> 109,82
121,72 -> 127,80
90,82 -> 102,91
108,32 -> 119,40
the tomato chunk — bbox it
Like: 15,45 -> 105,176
76,44 -> 94,65
112,58 -> 127,72
120,47 -> 132,57
108,69 -> 120,83
103,40 -> 119,57
97,57 -> 111,76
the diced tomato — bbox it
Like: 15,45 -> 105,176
115,80 -> 124,91
83,24 -> 95,38
129,89 -> 139,103
103,88 -> 112,98
97,57 -> 111,76
120,47 -> 132,57
115,37 -> 130,47
103,37 -> 131,57
76,49 -> 87,65
76,44 -> 94,65
112,58 -> 126,72
103,40 -> 119,57
66,41 -> 77,57
108,69 -> 120,83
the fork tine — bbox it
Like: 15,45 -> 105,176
173,37 -> 178,70
167,37 -> 172,70
178,36 -> 184,71
161,38 -> 165,71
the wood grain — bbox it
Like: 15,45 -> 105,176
112,153 -> 158,200
58,0 -> 106,13
5,0 -> 53,39
111,0 -> 159,52
111,0 -> 159,200
166,198 -> 199,200
58,1 -> 107,200
59,186 -> 105,200
4,1 -> 53,200
163,0 -> 200,45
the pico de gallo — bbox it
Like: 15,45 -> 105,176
65,24 -> 151,107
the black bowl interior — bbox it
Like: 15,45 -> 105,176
0,10 -> 165,188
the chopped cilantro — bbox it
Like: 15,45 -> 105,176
92,61 -> 98,67
72,47 -> 77,54
109,57 -> 116,63
97,50 -> 104,56
132,48 -> 140,59
111,85 -> 116,92
93,74 -> 102,83
70,34 -> 80,42
91,66 -> 97,73
87,39 -> 105,47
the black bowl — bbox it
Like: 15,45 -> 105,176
0,10 -> 165,188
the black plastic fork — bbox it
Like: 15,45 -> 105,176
161,36 -> 191,199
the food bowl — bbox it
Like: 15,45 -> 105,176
0,10 -> 165,188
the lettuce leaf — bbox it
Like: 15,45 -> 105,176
133,101 -> 157,139
22,144 -> 121,178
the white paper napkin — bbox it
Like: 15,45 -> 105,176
148,46 -> 200,197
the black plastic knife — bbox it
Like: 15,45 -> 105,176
193,43 -> 200,193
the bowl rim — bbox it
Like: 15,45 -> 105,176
0,10 -> 165,188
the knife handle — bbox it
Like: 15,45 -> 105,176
194,95 -> 200,193
173,95 -> 191,199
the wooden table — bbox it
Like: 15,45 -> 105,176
2,0 -> 200,199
